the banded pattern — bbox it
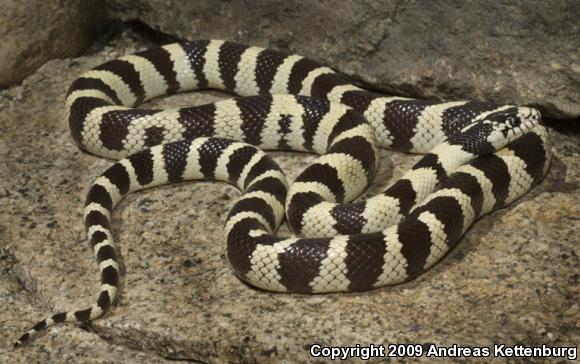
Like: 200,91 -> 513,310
65,40 -> 508,158
63,40 -> 544,237
15,138 -> 289,346
15,40 -> 552,347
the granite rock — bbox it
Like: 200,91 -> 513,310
1,29 -> 578,363
0,0 -> 106,88
0,247 -> 172,364
109,0 -> 580,119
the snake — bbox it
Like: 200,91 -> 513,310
14,40 -> 552,347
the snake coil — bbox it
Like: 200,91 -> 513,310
15,40 -> 551,347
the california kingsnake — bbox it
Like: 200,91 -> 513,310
15,40 -> 552,347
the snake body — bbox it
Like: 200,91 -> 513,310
15,40 -> 551,346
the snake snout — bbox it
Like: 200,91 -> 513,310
516,107 -> 541,132
493,107 -> 540,137
504,107 -> 540,139
470,106 -> 541,151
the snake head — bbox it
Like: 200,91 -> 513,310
453,106 -> 541,155
484,106 -> 540,140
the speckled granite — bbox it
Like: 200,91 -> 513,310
0,31 -> 578,363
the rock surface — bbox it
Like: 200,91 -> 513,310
0,0 -> 106,88
109,0 -> 580,119
1,29 -> 579,363
0,247 -> 171,363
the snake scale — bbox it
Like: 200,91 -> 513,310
15,40 -> 552,347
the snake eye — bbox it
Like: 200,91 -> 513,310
507,116 -> 520,127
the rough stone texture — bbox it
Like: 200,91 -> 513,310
0,0 -> 106,88
1,30 -> 579,362
108,0 -> 580,119
0,247 -> 172,363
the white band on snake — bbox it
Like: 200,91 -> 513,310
15,40 -> 552,347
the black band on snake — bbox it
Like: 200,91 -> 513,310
15,40 -> 552,347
